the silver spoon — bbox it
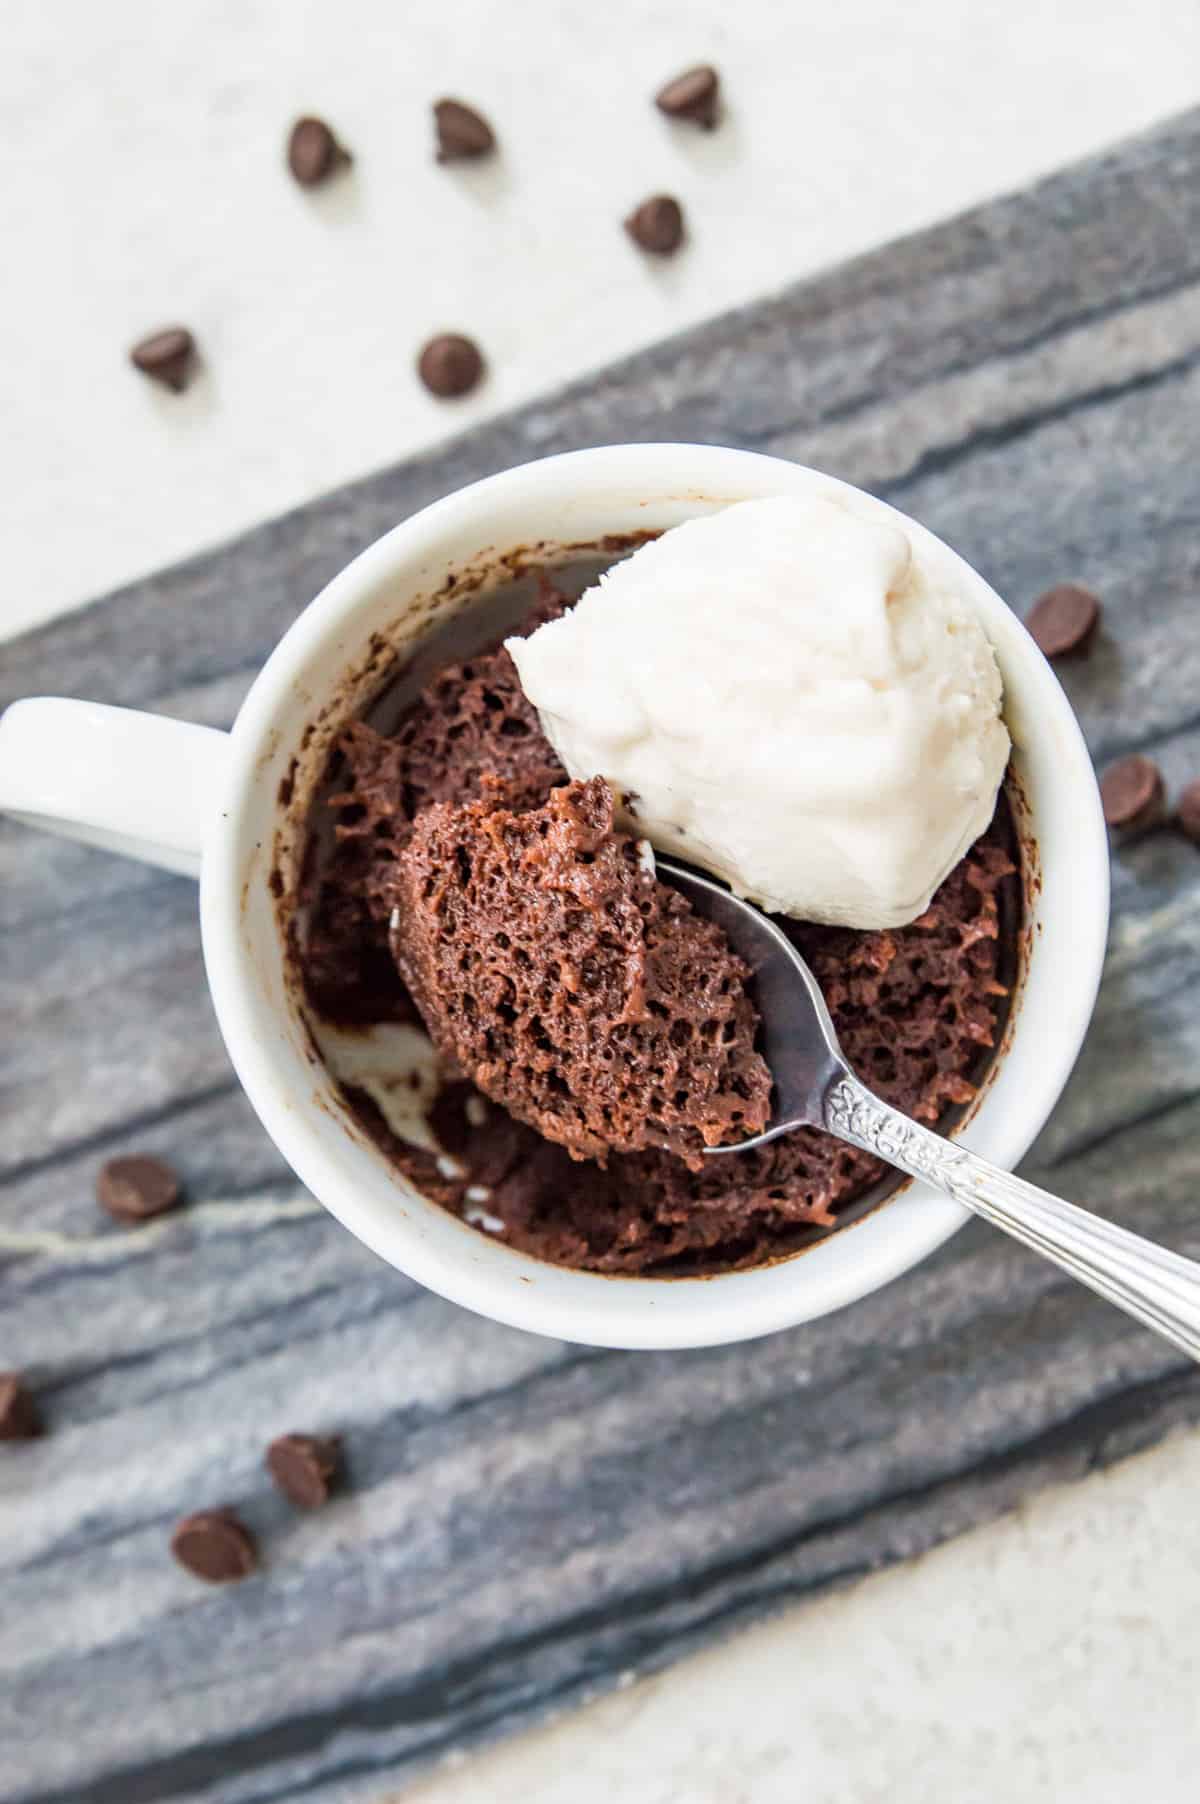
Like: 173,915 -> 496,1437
659,858 -> 1200,1363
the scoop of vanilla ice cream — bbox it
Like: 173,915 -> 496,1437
506,493 -> 1010,930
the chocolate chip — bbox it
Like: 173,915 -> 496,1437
655,64 -> 720,129
266,1432 -> 342,1509
1100,754 -> 1165,829
96,1155 -> 181,1225
434,99 -> 495,162
625,194 -> 685,255
287,115 -> 352,187
0,1373 -> 42,1441
1175,779 -> 1200,844
171,1509 -> 258,1583
418,333 -> 485,398
129,327 -> 196,393
1026,583 -> 1102,659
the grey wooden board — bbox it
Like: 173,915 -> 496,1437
4,108 -> 1200,1804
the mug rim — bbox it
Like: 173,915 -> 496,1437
200,444 -> 1110,1349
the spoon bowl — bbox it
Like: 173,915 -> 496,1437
657,858 -> 849,1151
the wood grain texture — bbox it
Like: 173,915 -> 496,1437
4,109 -> 1200,1804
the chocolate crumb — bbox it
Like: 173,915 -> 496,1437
655,64 -> 720,129
433,98 -> 495,161
130,327 -> 196,393
96,1155 -> 181,1225
266,1433 -> 342,1509
1026,583 -> 1102,659
625,194 -> 685,255
0,1373 -> 42,1441
171,1509 -> 257,1583
1100,754 -> 1165,829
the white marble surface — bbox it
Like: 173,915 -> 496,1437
5,3 -> 1200,1800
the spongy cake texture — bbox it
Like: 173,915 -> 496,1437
392,776 -> 772,1167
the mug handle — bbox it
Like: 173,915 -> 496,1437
0,698 -> 230,879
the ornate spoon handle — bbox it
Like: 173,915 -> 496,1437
825,1074 -> 1200,1363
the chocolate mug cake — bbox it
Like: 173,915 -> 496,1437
295,500 -> 1020,1277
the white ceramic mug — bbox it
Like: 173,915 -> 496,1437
0,445 -> 1109,1349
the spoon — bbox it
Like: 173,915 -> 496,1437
659,858 -> 1200,1363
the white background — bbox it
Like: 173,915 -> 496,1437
5,4 -> 1200,1800
4,0 -> 1200,638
